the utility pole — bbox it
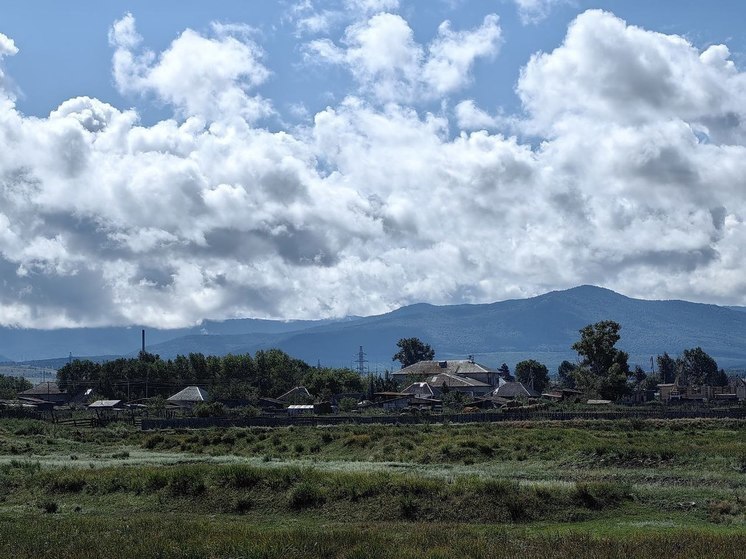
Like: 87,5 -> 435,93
355,346 -> 368,376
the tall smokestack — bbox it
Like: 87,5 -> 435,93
142,329 -> 145,354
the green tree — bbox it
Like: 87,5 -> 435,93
498,363 -> 510,376
57,359 -> 101,394
656,352 -> 676,384
557,360 -> 576,389
392,337 -> 435,368
676,347 -> 719,386
441,390 -> 468,412
632,365 -> 647,386
303,368 -> 364,398
0,374 -> 32,399
514,360 -> 549,394
571,320 -> 630,400
372,370 -> 398,393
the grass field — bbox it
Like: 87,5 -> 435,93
0,417 -> 744,558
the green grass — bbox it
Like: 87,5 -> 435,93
1,514 -> 745,558
0,417 -> 744,557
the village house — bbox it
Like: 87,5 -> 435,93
18,382 -> 69,405
657,381 -> 738,404
277,386 -> 313,404
392,359 -> 501,388
166,386 -> 209,410
492,381 -> 539,400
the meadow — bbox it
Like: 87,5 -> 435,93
0,417 -> 744,558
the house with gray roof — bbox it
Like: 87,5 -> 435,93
167,386 -> 209,409
492,382 -> 540,400
393,359 -> 500,387
277,386 -> 313,403
18,382 -> 69,405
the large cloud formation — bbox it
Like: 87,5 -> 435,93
0,9 -> 745,328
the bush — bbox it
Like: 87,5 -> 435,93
288,481 -> 326,510
143,434 -> 164,449
40,500 -> 58,514
230,496 -> 254,515
398,495 -> 419,520
573,482 -> 631,510
215,466 -> 261,489
48,472 -> 86,493
194,402 -> 225,417
167,469 -> 206,498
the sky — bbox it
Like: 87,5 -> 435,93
1,0 -> 746,329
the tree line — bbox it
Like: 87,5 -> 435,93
393,322 -> 731,401
56,349 -> 366,402
10,320 -> 734,405
546,321 -> 728,399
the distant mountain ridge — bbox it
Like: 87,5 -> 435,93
5,285 -> 746,372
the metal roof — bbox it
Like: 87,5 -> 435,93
493,382 -> 539,399
167,386 -> 209,402
88,400 -> 123,408
425,372 -> 490,388
277,386 -> 312,401
19,382 -> 65,396
393,359 -> 493,377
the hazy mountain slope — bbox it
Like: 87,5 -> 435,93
0,318 -> 342,362
145,286 -> 746,371
8,285 -> 746,372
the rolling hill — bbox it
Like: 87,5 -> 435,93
146,285 -> 746,371
5,285 -> 746,372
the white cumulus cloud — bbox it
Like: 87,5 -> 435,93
110,13 -> 272,123
306,12 -> 501,103
1,9 -> 746,329
513,0 -> 572,24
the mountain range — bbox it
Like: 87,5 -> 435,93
3,285 -> 746,373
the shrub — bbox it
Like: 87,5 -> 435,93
215,465 -> 261,489
573,482 -> 631,510
231,496 -> 253,515
40,500 -> 58,514
343,434 -> 371,447
398,495 -> 419,520
143,434 -> 164,449
167,469 -> 206,498
483,479 -> 519,498
288,481 -> 326,510
48,472 -> 86,493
